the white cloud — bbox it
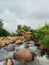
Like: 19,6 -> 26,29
0,0 -> 49,32
0,9 -> 49,32
0,9 -> 18,32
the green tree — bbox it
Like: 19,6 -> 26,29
40,35 -> 49,47
0,19 -> 3,29
17,25 -> 22,32
23,25 -> 30,31
0,19 -> 10,37
11,32 -> 16,37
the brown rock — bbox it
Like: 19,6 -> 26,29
6,58 -> 13,65
15,39 -> 22,45
26,41 -> 30,44
39,45 -> 46,50
13,49 -> 35,62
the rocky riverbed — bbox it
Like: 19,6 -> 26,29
0,39 -> 49,65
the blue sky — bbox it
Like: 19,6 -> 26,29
0,0 -> 49,32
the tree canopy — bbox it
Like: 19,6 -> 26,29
0,19 -> 3,29
31,23 -> 49,47
0,19 -> 10,37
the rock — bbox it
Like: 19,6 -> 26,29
38,45 -> 46,56
15,39 -> 22,45
13,49 -> 35,62
18,29 -> 33,41
0,43 -> 1,46
40,50 -> 45,56
19,36 -> 24,41
34,43 -> 41,47
46,47 -> 49,51
26,41 -> 30,44
32,52 -> 36,57
25,44 -> 29,48
6,44 -> 15,51
23,39 -> 27,42
46,51 -> 49,58
38,45 -> 46,50
6,58 -> 13,65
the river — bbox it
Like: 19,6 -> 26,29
0,41 -> 49,65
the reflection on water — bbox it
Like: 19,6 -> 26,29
0,41 -> 49,65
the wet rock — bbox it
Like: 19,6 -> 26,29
13,49 -> 35,62
38,45 -> 46,50
40,50 -> 45,56
0,39 -> 11,47
25,44 -> 29,48
26,41 -> 30,44
6,44 -> 15,51
6,58 -> 13,65
46,51 -> 49,58
32,52 -> 36,57
23,39 -> 27,42
15,39 -> 22,45
34,43 -> 41,47
12,44 -> 16,47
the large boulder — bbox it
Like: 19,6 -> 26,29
13,49 -> 35,62
15,39 -> 22,45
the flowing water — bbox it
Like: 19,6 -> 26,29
0,41 -> 49,65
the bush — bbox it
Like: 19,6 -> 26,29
41,35 -> 49,47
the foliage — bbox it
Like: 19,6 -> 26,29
17,25 -> 22,32
11,32 -> 17,37
16,25 -> 31,36
0,19 -> 3,29
0,28 -> 10,37
0,18 -> 49,48
23,25 -> 30,31
0,19 -> 10,37
30,23 -> 49,47
39,35 -> 49,47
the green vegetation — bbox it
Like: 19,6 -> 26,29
17,25 -> 30,32
0,19 -> 10,37
0,19 -> 49,47
40,35 -> 49,47
15,24 -> 49,47
16,25 -> 31,36
0,19 -> 3,29
30,24 -> 49,47
10,32 -> 17,37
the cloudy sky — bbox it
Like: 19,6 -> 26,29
0,0 -> 49,32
